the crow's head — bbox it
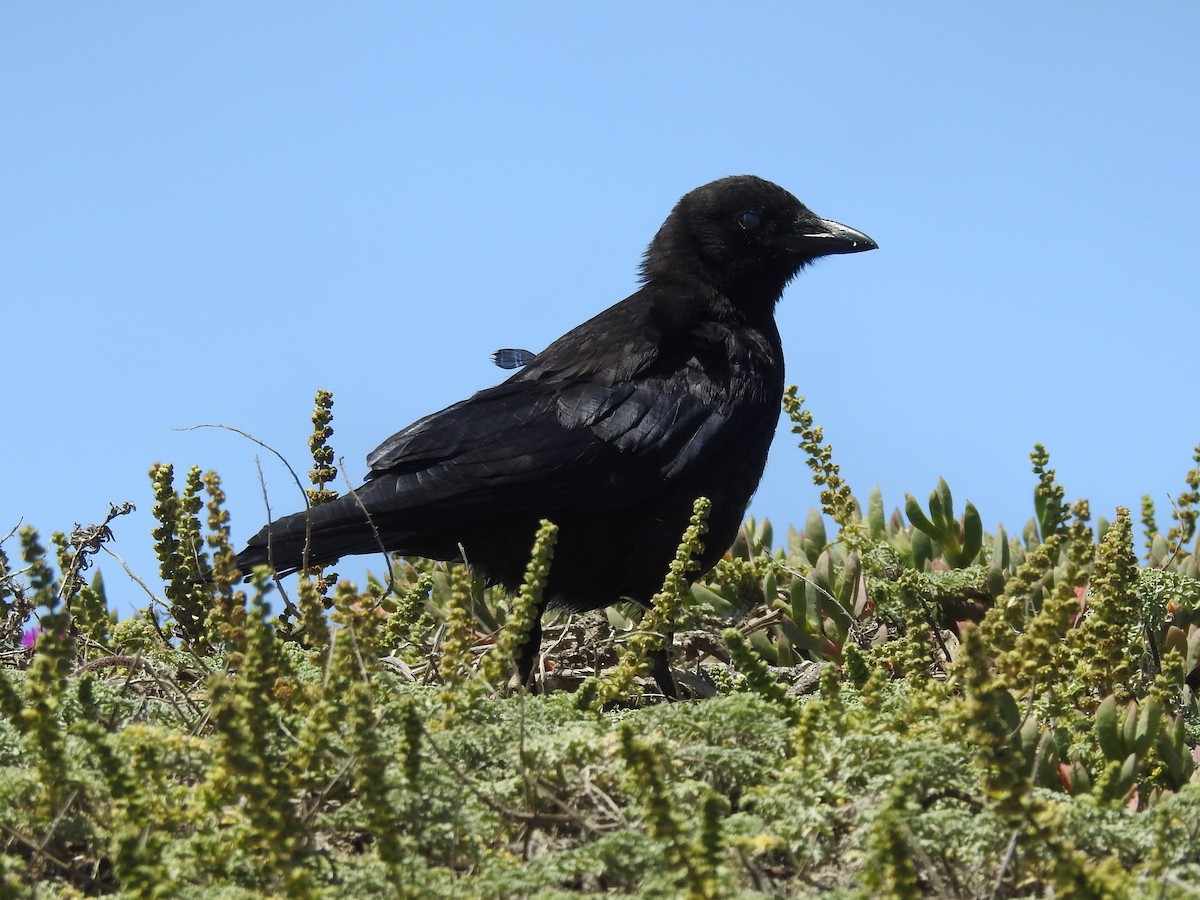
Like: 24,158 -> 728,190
641,175 -> 876,311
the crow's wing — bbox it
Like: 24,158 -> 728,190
363,302 -> 765,517
362,379 -> 725,515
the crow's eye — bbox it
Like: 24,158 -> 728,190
737,211 -> 762,231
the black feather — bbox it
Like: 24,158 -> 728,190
492,348 -> 536,369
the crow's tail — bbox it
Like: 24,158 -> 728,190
235,492 -> 385,576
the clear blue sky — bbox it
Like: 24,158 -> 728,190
4,5 -> 1197,618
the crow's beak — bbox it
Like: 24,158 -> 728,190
787,216 -> 878,256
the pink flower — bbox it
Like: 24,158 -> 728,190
20,627 -> 42,648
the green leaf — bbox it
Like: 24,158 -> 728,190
812,549 -> 835,594
779,614 -> 823,655
729,522 -> 752,560
795,579 -> 822,636
1186,625 -> 1200,672
805,508 -> 827,563
958,502 -> 983,566
1133,696 -> 1161,756
1157,717 -> 1195,788
867,486 -> 886,539
1067,761 -> 1092,795
988,525 -> 1009,596
819,589 -> 853,636
690,583 -> 734,616
996,688 -> 1022,733
755,517 -> 773,551
927,488 -> 946,534
774,630 -> 797,667
1023,517 -> 1041,549
1150,533 -> 1171,565
1034,488 -> 1048,540
749,628 -> 779,664
911,528 -> 934,571
851,572 -> 870,617
1096,695 -> 1122,761
905,493 -> 938,539
762,569 -> 777,606
1116,753 -> 1139,798
1163,624 -> 1187,658
787,524 -> 804,560
835,551 -> 861,607
1120,700 -> 1139,756
936,478 -> 955,529
1019,714 -> 1040,762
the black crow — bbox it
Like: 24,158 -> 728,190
237,175 -> 875,688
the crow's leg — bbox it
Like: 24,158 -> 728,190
648,632 -> 679,700
515,611 -> 544,691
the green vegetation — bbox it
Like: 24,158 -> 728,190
2,387 -> 1199,897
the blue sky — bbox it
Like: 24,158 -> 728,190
4,5 -> 1197,618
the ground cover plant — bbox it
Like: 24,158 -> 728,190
2,387 -> 1200,898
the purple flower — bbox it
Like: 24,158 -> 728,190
21,627 -> 42,648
